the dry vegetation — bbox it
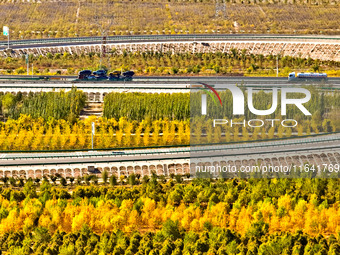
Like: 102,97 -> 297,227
0,1 -> 340,40
2,51 -> 340,77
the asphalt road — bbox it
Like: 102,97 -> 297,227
1,76 -> 340,88
0,134 -> 339,166
1,34 -> 340,50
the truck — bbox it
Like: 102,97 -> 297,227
108,70 -> 134,81
288,72 -> 328,82
76,70 -> 135,81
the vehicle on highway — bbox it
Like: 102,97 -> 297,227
78,69 -> 92,80
108,71 -> 121,81
93,69 -> 107,76
111,151 -> 126,155
87,75 -> 96,80
96,75 -> 109,80
76,69 -> 135,81
288,72 -> 328,82
123,71 -> 135,77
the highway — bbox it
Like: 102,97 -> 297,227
1,34 -> 340,50
0,76 -> 338,102
1,76 -> 340,88
1,34 -> 340,63
0,134 -> 339,167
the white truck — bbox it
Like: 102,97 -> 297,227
288,72 -> 328,82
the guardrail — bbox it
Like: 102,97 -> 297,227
1,34 -> 340,48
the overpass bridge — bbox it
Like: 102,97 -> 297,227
0,134 -> 339,178
1,34 -> 340,62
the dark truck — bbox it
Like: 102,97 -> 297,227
77,70 -> 92,80
108,70 -> 135,81
77,70 -> 135,81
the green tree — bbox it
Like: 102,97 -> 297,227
2,93 -> 16,117
60,177 -> 67,186
161,219 -> 181,241
128,174 -> 136,186
23,180 -> 37,198
102,170 -> 108,185
109,175 -> 117,186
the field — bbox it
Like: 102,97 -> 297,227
0,177 -> 339,254
0,1 -> 340,40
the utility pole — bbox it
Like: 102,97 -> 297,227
26,54 -> 29,75
215,0 -> 226,18
276,55 -> 279,77
93,4 -> 114,70
91,122 -> 95,150
100,35 -> 107,69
